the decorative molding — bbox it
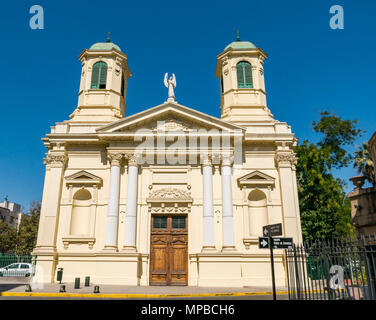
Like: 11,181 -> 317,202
150,118 -> 192,132
147,187 -> 192,203
238,170 -> 275,187
150,206 -> 190,214
62,237 -> 95,250
243,237 -> 260,250
43,153 -> 67,168
65,170 -> 103,187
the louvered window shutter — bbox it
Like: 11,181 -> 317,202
237,63 -> 245,88
91,63 -> 100,89
91,61 -> 107,89
99,62 -> 107,89
244,63 -> 253,88
237,62 -> 253,88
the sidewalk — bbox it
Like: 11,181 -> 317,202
0,278 -> 288,298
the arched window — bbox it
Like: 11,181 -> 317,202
236,61 -> 253,88
248,189 -> 267,236
70,189 -> 92,236
91,61 -> 108,89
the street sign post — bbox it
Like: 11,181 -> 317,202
260,223 -> 293,301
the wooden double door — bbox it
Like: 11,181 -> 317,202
150,214 -> 188,286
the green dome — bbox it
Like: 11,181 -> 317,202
224,40 -> 256,50
89,42 -> 121,52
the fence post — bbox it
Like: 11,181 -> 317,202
285,250 -> 291,300
293,245 -> 301,300
362,235 -> 376,300
323,241 -> 334,300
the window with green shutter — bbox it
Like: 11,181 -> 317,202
91,61 -> 108,89
236,61 -> 253,88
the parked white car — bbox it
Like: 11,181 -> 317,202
0,263 -> 32,277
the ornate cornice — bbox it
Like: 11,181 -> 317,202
43,153 -> 67,168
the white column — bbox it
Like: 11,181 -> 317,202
221,156 -> 235,249
202,157 -> 215,250
104,153 -> 122,248
123,155 -> 138,250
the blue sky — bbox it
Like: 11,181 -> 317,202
0,0 -> 375,210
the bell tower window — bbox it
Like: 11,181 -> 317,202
236,61 -> 253,88
91,61 -> 108,89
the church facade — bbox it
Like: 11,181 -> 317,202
32,37 -> 303,287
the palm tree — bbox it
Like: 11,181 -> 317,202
353,143 -> 375,186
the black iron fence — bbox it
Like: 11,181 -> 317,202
286,235 -> 376,300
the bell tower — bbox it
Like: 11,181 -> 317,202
70,36 -> 131,123
216,34 -> 274,125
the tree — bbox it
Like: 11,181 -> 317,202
15,201 -> 40,255
353,142 -> 375,186
0,221 -> 17,254
296,111 -> 359,242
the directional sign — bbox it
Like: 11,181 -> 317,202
259,238 -> 269,248
258,237 -> 293,249
263,223 -> 282,237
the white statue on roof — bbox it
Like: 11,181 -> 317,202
164,73 -> 176,102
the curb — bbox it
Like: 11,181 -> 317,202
0,291 -> 290,299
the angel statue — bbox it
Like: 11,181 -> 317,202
164,73 -> 176,102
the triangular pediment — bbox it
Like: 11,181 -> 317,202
96,102 -> 245,134
65,170 -> 103,186
238,170 -> 275,187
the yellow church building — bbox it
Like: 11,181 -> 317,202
32,36 -> 303,287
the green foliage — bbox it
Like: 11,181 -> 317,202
0,221 -> 17,254
297,111 -> 359,242
15,201 -> 40,255
0,201 -> 40,255
312,111 -> 362,170
353,143 -> 375,186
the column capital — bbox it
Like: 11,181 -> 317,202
201,154 -> 212,167
125,153 -> 140,167
275,152 -> 297,169
107,152 -> 123,166
43,152 -> 67,168
221,154 -> 234,167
